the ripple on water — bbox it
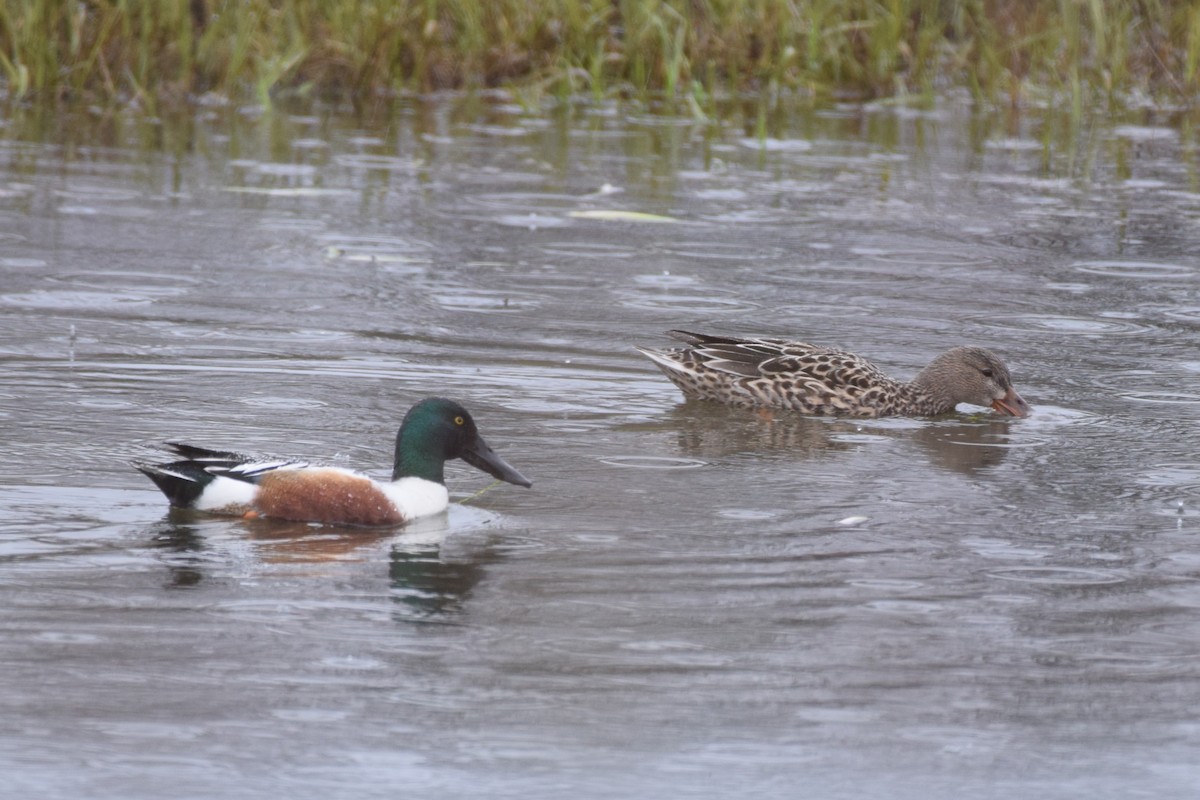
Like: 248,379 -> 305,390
318,234 -> 432,269
848,579 -> 926,590
599,455 -> 709,470
271,709 -> 350,723
0,184 -> 34,202
1137,464 -> 1200,495
223,186 -> 355,198
333,154 -> 419,171
827,433 -> 891,445
985,567 -> 1126,586
432,289 -> 543,313
737,137 -> 813,152
1073,260 -> 1194,279
626,114 -> 706,129
1044,282 -> 1092,293
1162,307 -> 1200,324
984,138 -> 1044,152
291,138 -> 329,152
654,242 -> 785,261
317,233 -> 431,253
158,326 -> 353,345
1122,179 -> 1170,190
633,273 -> 699,288
232,161 -> 319,179
32,631 -> 104,644
74,398 -> 137,410
863,600 -> 947,616
1121,391 -> 1200,407
996,230 -> 1071,250
53,186 -> 141,203
55,270 -> 198,293
1016,405 -> 1104,428
860,249 -> 993,267
463,192 -> 580,212
493,213 -> 571,229
698,208 -> 799,225
462,121 -> 549,137
716,508 -> 780,521
1112,125 -> 1179,142
537,242 -> 641,259
1094,371 -> 1200,407
239,396 -> 329,410
616,288 -> 759,314
942,434 -> 1049,449
1,290 -> 156,309
771,303 -> 873,320
693,188 -> 749,201
968,312 -> 1152,336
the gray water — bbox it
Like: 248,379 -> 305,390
2,95 -> 1199,798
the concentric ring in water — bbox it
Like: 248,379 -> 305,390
986,567 -> 1125,585
1136,464 -> 1200,494
493,213 -> 570,229
655,242 -> 785,261
617,289 -> 759,313
946,437 -> 1048,449
969,312 -> 1151,336
599,456 -> 708,470
538,242 -> 640,259
717,508 -> 780,521
1162,307 -> 1200,323
1121,391 -> 1200,406
317,234 -> 433,255
1073,260 -> 1194,279
862,249 -> 993,267
239,396 -> 328,410
1086,356 -> 1200,402
53,186 -> 141,202
333,154 -> 419,171
432,290 -> 543,313
463,191 -> 580,212
828,433 -> 890,444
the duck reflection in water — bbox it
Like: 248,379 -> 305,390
633,403 -> 1018,476
389,539 -> 501,620
148,509 -> 501,619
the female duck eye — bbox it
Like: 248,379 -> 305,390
454,416 -> 465,426
981,368 -> 994,378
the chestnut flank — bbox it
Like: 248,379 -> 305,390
255,469 -> 406,526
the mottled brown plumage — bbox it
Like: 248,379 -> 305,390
636,330 -> 1031,418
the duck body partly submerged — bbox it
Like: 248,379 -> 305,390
135,398 -> 531,526
636,330 -> 1031,418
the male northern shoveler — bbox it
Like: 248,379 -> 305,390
636,330 -> 1031,418
134,397 -> 531,526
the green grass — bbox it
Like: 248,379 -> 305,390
1,0 -> 1198,109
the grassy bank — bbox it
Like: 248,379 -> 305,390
1,1 -> 1198,109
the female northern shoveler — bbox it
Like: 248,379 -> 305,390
636,330 -> 1031,418
134,397 -> 531,526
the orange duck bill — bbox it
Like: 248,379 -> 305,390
991,386 -> 1032,417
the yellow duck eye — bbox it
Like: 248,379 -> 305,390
454,416 -> 465,425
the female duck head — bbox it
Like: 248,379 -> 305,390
914,347 -> 1031,417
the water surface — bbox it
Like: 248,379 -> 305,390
2,97 -> 1199,798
